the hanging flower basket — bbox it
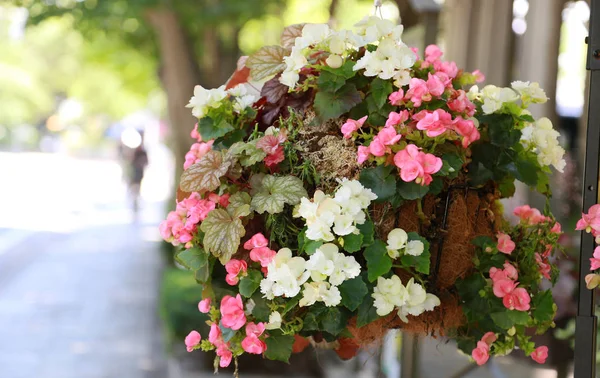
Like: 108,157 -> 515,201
161,16 -> 565,373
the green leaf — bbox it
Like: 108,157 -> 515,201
246,45 -> 288,81
400,233 -> 431,274
364,240 -> 392,282
198,116 -> 234,141
305,240 -> 324,255
357,220 -> 375,246
282,295 -> 301,316
194,263 -> 210,283
239,270 -> 263,298
339,277 -> 369,311
321,307 -> 350,336
438,154 -> 463,178
369,77 -> 393,109
320,60 -> 357,79
219,323 -> 237,342
396,180 -> 430,200
515,158 -> 539,186
264,332 -> 295,363
532,290 -> 555,323
251,175 -> 308,214
343,233 -> 363,253
314,83 -> 361,122
250,293 -> 271,322
482,114 -> 521,148
498,178 -> 516,197
227,192 -> 252,217
359,165 -> 397,201
297,228 -> 308,254
428,177 -> 444,196
491,310 -> 529,329
176,247 -> 208,271
200,209 -> 246,264
179,150 -> 233,193
467,161 -> 494,186
318,70 -> 348,93
357,294 -> 379,327
229,140 -> 267,167
471,235 -> 494,248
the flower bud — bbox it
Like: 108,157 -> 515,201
507,326 -> 516,336
326,54 -> 343,69
585,273 -> 600,289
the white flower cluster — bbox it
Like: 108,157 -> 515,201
186,83 -> 259,118
521,117 -> 566,172
352,17 -> 416,84
511,81 -> 548,105
260,244 -> 361,308
372,275 -> 440,322
294,179 -> 377,241
260,248 -> 310,299
301,243 -> 361,307
386,228 -> 424,259
468,85 -> 519,115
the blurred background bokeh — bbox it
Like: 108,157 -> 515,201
0,0 -> 593,377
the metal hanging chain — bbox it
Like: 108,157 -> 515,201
373,0 -> 384,18
574,0 -> 600,377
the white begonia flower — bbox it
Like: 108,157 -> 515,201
333,214 -> 357,236
296,23 -> 332,49
265,311 -> 282,330
397,279 -> 440,322
294,191 -> 342,241
227,83 -> 248,97
260,248 -> 310,299
233,94 -> 258,114
387,228 -> 408,251
326,54 -> 343,69
511,81 -> 548,104
306,245 -> 336,282
328,34 -> 347,55
393,69 -> 412,88
372,275 -> 409,316
322,285 -> 342,307
329,254 -> 361,286
352,37 -> 416,81
186,84 -> 227,118
405,240 -> 425,257
423,294 -> 441,311
280,70 -> 300,88
354,16 -> 403,45
480,85 -> 520,114
467,85 -> 481,101
299,282 -> 321,307
520,117 -> 565,172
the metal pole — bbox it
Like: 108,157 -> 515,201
574,1 -> 600,377
400,333 -> 420,378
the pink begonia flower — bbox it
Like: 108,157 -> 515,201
198,298 -> 211,313
576,204 -> 600,234
550,222 -> 562,234
207,193 -> 230,208
502,287 -> 531,311
184,141 -> 214,170
531,346 -> 548,364
535,253 -> 551,280
424,44 -> 443,64
503,262 -> 518,281
513,205 -> 546,225
264,145 -> 285,167
340,116 -> 367,139
250,247 -> 277,267
492,278 -> 517,298
388,90 -> 405,106
244,233 -> 269,250
357,146 -> 371,164
585,273 -> 600,289
216,344 -> 233,367
426,73 -> 445,97
496,233 -> 515,254
369,138 -> 387,157
369,127 -> 402,157
473,70 -> 486,83
410,47 -> 420,60
160,193 -> 217,246
245,322 -> 266,337
394,144 -> 424,182
385,110 -> 409,128
405,78 -> 431,107
419,153 -> 443,185
471,341 -> 490,366
190,124 -> 202,141
590,246 -> 600,271
209,323 -> 223,347
242,334 -> 267,354
489,267 -> 507,282
448,90 -> 476,117
434,60 -> 459,79
225,259 -> 248,286
481,332 -> 497,345
453,117 -> 480,148
220,294 -> 246,330
414,109 -> 452,138
184,330 -> 201,352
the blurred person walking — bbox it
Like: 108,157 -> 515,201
128,143 -> 148,214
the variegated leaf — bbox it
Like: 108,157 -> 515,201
179,150 -> 231,193
246,46 -> 288,81
251,175 -> 308,214
200,209 -> 246,264
281,23 -> 305,49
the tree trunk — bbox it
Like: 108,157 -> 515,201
146,8 -> 201,187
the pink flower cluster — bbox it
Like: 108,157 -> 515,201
471,332 -> 497,365
256,130 -> 288,167
243,233 -> 276,273
159,193 -> 225,246
513,205 -> 562,234
531,346 -> 548,364
209,323 -> 233,367
576,204 -> 600,237
184,140 -> 214,170
341,116 -> 367,139
393,144 -> 442,185
225,259 -> 248,285
490,263 -> 531,312
496,233 -> 515,254
241,322 -> 267,354
185,330 -> 202,352
190,124 -> 202,142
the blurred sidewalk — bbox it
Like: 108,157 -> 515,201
0,152 -> 169,378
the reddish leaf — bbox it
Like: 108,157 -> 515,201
334,338 -> 360,360
292,335 -> 311,354
281,23 -> 305,49
225,56 -> 251,90
176,188 -> 191,202
261,76 -> 288,104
